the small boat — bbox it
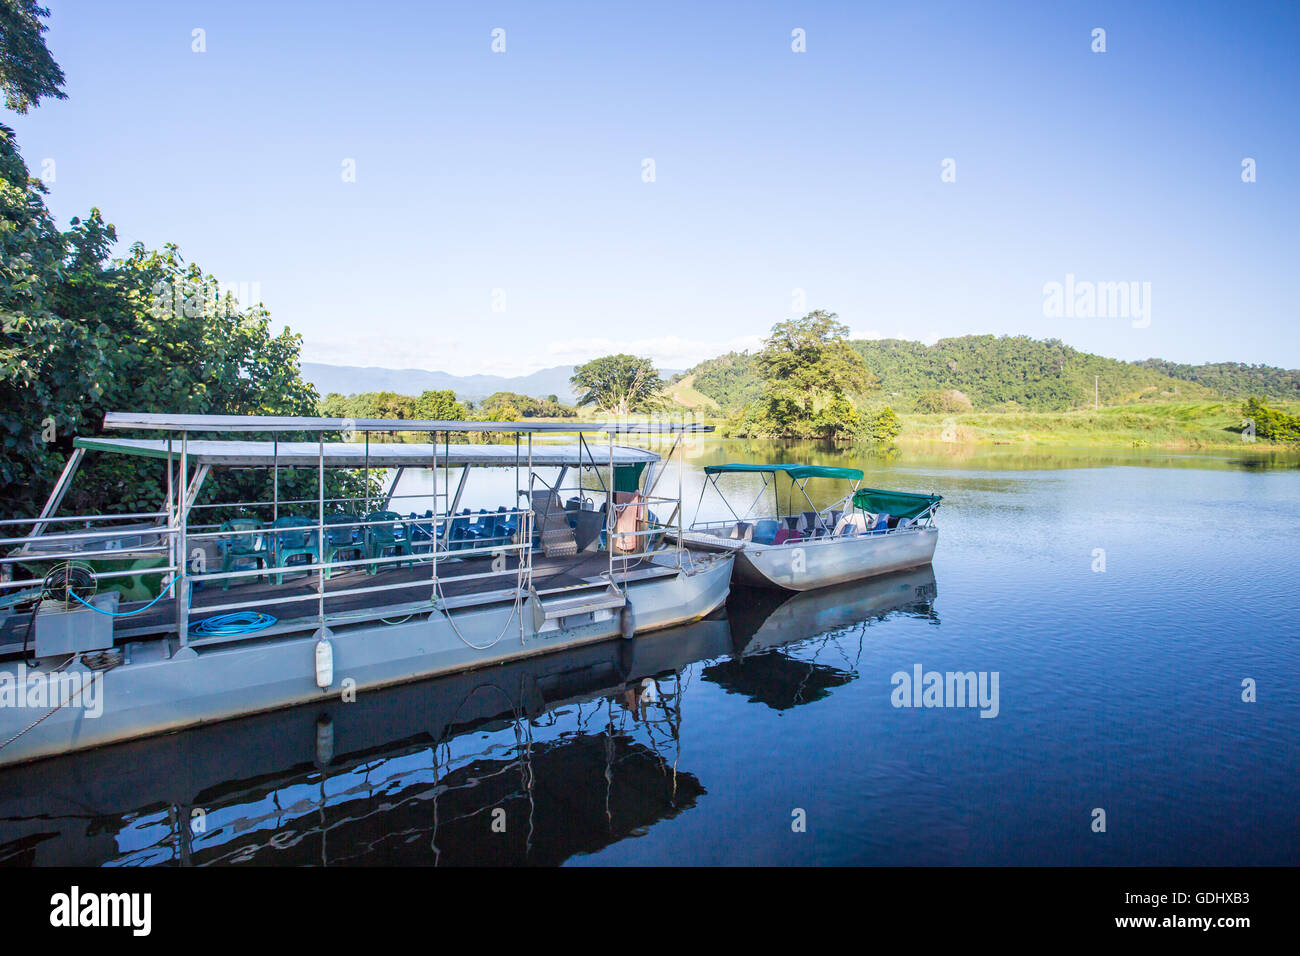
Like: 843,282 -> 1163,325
0,412 -> 733,768
668,463 -> 940,591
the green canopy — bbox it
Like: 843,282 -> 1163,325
704,463 -> 864,482
852,488 -> 942,519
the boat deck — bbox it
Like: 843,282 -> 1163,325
0,549 -> 683,653
151,551 -> 671,638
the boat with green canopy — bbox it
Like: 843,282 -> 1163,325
667,462 -> 941,591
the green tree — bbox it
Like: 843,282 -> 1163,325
570,354 -> 664,416
860,405 -> 902,443
413,388 -> 467,420
0,124 -> 105,516
1242,397 -> 1300,443
0,127 -> 365,518
0,1 -> 65,113
0,7 -> 367,522
913,389 -> 973,414
480,390 -> 575,418
748,310 -> 877,439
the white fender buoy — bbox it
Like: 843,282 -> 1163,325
315,637 -> 333,689
315,715 -> 334,767
619,603 -> 636,639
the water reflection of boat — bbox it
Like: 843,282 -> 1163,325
705,566 -> 938,710
0,615 -> 731,867
0,567 -> 938,866
728,565 -> 938,654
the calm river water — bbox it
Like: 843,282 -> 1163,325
2,440 -> 1297,865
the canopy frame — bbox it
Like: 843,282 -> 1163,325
692,463 -> 864,532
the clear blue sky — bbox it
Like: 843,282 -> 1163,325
10,0 -> 1299,374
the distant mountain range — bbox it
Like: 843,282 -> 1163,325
303,363 -> 686,403
302,337 -> 1299,413
302,363 -> 583,403
674,335 -> 1300,412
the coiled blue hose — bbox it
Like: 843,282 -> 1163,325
191,611 -> 278,636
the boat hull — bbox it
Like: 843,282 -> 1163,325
0,553 -> 733,768
731,527 -> 938,591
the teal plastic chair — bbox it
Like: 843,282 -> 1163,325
219,518 -> 267,590
364,511 -> 409,574
323,512 -> 363,579
271,516 -> 320,584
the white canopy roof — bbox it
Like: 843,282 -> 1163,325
73,437 -> 659,469
101,412 -> 712,435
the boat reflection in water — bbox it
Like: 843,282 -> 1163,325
0,567 -> 937,866
709,566 -> 938,710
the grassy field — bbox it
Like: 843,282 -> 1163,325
895,401 -> 1300,449
524,399 -> 1299,452
666,374 -> 723,412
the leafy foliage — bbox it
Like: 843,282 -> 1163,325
683,333 -> 1249,412
1139,360 -> 1300,402
1241,397 -> 1300,443
913,389 -> 973,414
0,125 -> 365,520
739,311 -> 878,439
0,1 -> 64,113
859,405 -> 902,443
684,350 -> 762,410
319,389 -> 468,422
570,354 -> 664,416
477,390 -> 576,417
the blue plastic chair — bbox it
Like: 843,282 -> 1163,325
271,516 -> 319,584
407,510 -> 436,555
364,511 -> 409,573
219,518 -> 267,590
323,513 -> 363,578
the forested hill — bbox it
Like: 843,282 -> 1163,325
1133,359 -> 1300,401
677,335 -> 1299,412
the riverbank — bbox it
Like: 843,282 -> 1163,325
895,401 -> 1300,450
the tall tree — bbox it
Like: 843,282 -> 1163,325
570,354 -> 664,416
0,1 -> 65,113
750,310 -> 877,439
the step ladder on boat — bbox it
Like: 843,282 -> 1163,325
530,582 -> 626,632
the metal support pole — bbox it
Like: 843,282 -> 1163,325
177,433 -> 189,646
607,432 -> 615,587
677,427 -> 684,569
272,435 -> 279,522
527,433 -> 534,594
31,447 -> 86,539
318,436 -> 326,631
430,432 -> 438,604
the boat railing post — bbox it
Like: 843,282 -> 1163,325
526,432 -> 534,595
272,434 -> 279,522
165,436 -> 175,567
677,420 -> 684,570
318,435 -> 326,632
436,429 -> 441,600
177,432 -> 189,647
607,430 -> 616,589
